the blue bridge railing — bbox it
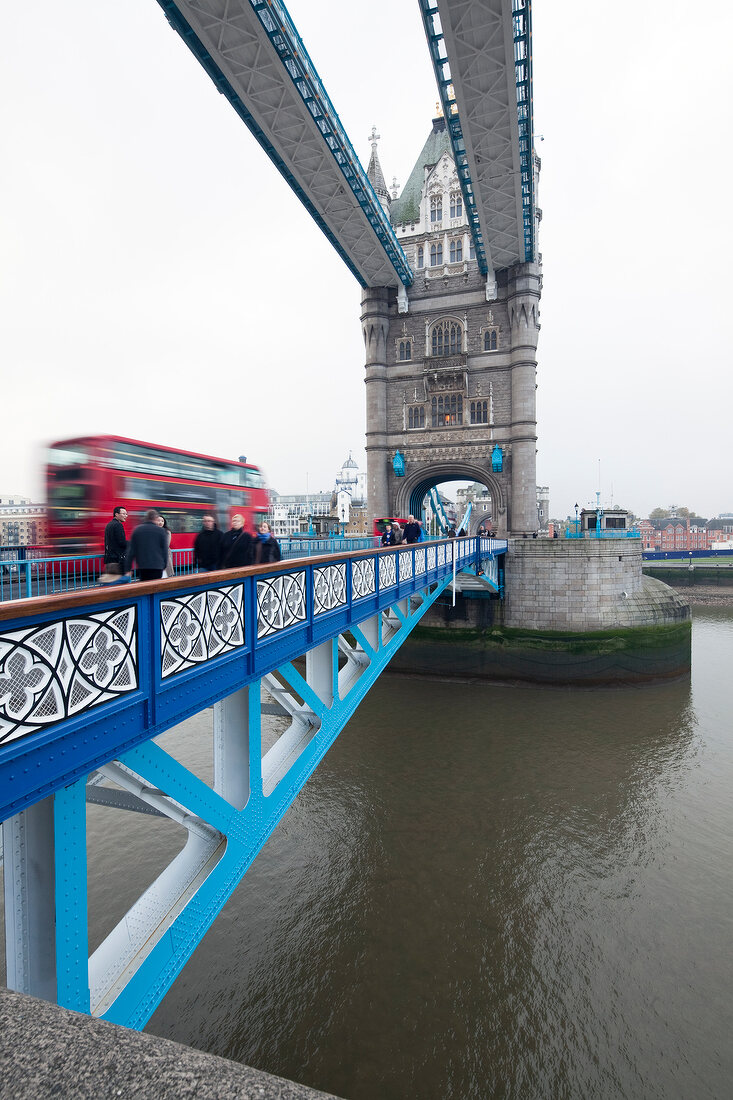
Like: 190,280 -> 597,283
0,536 -> 467,603
565,528 -> 642,540
0,537 -> 506,1029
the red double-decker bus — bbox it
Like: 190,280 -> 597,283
46,435 -> 269,554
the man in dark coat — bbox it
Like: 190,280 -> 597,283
403,515 -> 421,544
193,513 -> 223,572
219,513 -> 254,569
123,510 -> 169,581
103,507 -> 128,570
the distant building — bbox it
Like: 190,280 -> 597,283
640,515 -> 733,552
0,496 -> 47,546
269,452 -> 370,538
536,486 -> 550,533
269,491 -> 333,539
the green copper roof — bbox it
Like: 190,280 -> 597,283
390,118 -> 453,227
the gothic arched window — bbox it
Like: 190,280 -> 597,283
470,400 -> 488,424
484,330 -> 498,351
449,239 -> 463,263
469,240 -> 475,260
431,394 -> 462,426
450,192 -> 462,219
417,246 -> 424,268
430,195 -> 442,222
408,406 -> 425,429
399,340 -> 412,361
431,319 -> 463,357
430,242 -> 443,267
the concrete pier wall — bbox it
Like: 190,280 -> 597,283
504,539 -> 690,631
391,539 -> 691,685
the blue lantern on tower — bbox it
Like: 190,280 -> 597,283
491,445 -> 503,473
393,450 -> 405,477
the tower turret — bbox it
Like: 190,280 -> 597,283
366,126 -> 390,213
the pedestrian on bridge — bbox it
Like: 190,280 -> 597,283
155,514 -> 175,577
381,523 -> 396,546
403,515 -> 421,544
254,522 -> 281,565
220,513 -> 254,569
103,506 -> 128,573
392,521 -> 404,545
193,513 -> 223,572
124,510 -> 169,581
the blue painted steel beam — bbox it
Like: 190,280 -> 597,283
417,0 -> 489,277
418,0 -> 536,268
1,540 -> 506,1026
0,541 -> 506,821
157,1 -> 412,289
512,0 -> 536,263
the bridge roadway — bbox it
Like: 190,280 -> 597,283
1,537 -> 505,1030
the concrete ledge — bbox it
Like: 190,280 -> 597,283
0,989 -> 340,1100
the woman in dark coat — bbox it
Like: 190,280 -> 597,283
253,522 -> 281,565
219,514 -> 254,568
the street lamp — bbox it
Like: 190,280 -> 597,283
574,502 -> 579,538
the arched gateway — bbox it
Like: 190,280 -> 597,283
395,464 -> 506,535
362,118 -> 541,537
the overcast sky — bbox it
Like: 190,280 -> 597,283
2,2 -> 731,520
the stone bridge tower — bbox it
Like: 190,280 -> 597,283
362,117 -> 541,536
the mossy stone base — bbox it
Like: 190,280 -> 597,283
392,621 -> 692,685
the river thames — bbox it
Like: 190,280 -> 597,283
4,602 -> 733,1098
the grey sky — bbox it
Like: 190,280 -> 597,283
2,2 -> 731,520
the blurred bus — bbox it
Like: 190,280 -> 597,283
373,517 -> 407,538
46,435 -> 269,554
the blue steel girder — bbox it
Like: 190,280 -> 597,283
0,539 -> 506,1027
157,0 -> 413,290
418,0 -> 535,272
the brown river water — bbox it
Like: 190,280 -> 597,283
3,602 -> 733,1098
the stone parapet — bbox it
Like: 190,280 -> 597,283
0,988 -> 339,1100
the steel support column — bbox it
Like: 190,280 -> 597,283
3,798 -> 57,1002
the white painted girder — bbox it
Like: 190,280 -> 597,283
169,0 -> 404,287
435,0 -> 527,270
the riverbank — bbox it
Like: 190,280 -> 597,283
672,585 -> 733,606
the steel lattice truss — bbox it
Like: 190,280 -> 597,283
420,0 -> 535,273
1,541 -> 506,1028
157,0 -> 412,289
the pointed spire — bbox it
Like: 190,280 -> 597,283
366,125 -> 390,211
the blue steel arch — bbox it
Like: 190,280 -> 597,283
396,463 -> 506,529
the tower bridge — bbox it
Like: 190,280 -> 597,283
157,0 -> 540,535
2,0 -> 539,1036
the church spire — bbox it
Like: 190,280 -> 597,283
366,125 -> 390,212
